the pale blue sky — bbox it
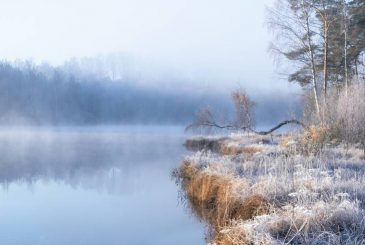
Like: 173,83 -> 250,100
0,0 -> 298,92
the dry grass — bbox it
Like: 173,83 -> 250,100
214,225 -> 249,245
174,133 -> 365,244
219,200 -> 365,244
184,137 -> 244,155
241,146 -> 262,155
184,137 -> 224,152
219,144 -> 243,155
220,144 -> 262,156
304,83 -> 365,147
176,161 -> 268,229
298,126 -> 330,154
279,136 -> 294,148
185,135 -> 265,156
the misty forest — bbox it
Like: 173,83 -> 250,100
0,57 -> 299,125
0,0 -> 364,245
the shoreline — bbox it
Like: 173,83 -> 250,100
174,132 -> 365,244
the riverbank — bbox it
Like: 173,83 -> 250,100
174,131 -> 365,244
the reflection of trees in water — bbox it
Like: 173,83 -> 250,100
0,129 -> 184,193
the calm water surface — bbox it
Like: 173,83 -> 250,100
0,126 -> 204,245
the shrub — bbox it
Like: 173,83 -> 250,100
231,89 -> 256,129
334,84 -> 365,145
173,161 -> 268,229
299,126 -> 331,154
303,82 -> 365,148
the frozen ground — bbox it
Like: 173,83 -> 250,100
178,132 -> 365,244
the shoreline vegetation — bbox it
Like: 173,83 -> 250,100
172,1 -> 364,242
173,131 -> 365,244
173,83 -> 364,244
172,84 -> 365,245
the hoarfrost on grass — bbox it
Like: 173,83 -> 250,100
182,134 -> 365,244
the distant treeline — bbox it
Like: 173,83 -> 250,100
0,60 -> 300,125
0,61 -> 223,125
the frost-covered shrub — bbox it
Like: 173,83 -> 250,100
176,133 -> 365,244
304,82 -> 365,146
334,84 -> 365,145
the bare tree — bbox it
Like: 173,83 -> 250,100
331,83 -> 365,151
267,0 -> 321,119
231,89 -> 255,129
186,89 -> 307,135
308,0 -> 333,100
343,0 -> 349,95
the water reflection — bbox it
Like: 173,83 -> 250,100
0,127 -> 180,190
0,126 -> 203,245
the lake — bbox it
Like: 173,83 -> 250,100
0,126 -> 204,245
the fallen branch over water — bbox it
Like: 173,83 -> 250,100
186,119 -> 308,135
249,119 -> 308,135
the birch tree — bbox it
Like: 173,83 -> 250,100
267,0 -> 365,123
267,0 -> 321,118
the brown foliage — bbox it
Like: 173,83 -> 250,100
241,146 -> 262,155
279,136 -> 294,148
185,138 -> 262,156
214,229 -> 248,245
220,145 -> 262,156
303,84 -> 365,147
177,162 -> 268,242
231,89 -> 255,129
219,144 -> 242,155
299,126 -> 330,154
184,138 -> 224,152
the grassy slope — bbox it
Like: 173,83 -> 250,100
174,132 -> 365,244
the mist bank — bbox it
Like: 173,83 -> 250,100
0,59 -> 301,126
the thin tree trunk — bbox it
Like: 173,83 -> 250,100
322,19 -> 329,121
304,6 -> 321,120
343,0 -> 349,95
323,20 -> 329,100
317,1 -> 329,121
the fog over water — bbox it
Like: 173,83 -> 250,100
0,58 -> 301,126
0,1 -> 304,244
0,126 -> 203,244
0,0 -> 302,127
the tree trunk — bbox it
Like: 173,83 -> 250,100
322,19 -> 329,121
343,0 -> 349,95
323,20 -> 329,100
304,7 -> 321,120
